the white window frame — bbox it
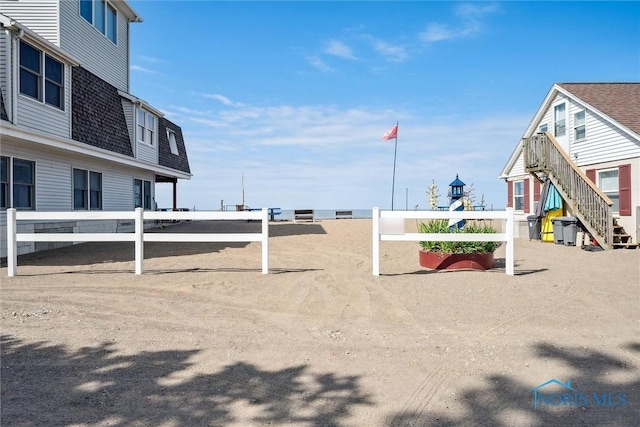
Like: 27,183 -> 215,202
597,168 -> 619,213
167,129 -> 180,155
79,0 -> 118,44
574,109 -> 586,141
554,103 -> 566,137
1,156 -> 36,210
513,180 -> 524,211
137,109 -> 156,146
73,168 -> 103,211
19,40 -> 65,110
539,124 -> 548,133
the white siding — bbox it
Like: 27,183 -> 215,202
59,0 -> 129,91
2,142 -> 156,212
507,153 -> 525,178
0,0 -> 59,45
136,142 -> 157,164
571,108 -> 640,167
15,61 -> 72,138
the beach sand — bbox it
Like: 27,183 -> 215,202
1,219 -> 639,426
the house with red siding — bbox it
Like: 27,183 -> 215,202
500,83 -> 639,249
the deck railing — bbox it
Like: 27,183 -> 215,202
523,132 -> 613,249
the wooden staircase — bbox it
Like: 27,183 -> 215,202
522,132 -> 637,250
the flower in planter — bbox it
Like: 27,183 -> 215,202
418,219 -> 498,254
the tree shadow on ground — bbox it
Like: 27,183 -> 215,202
385,341 -> 640,426
1,335 -> 372,426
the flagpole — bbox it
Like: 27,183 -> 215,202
391,121 -> 398,210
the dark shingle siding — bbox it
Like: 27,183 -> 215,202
558,83 -> 640,137
0,90 -> 8,121
72,67 -> 134,157
158,117 -> 191,174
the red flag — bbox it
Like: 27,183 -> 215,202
382,124 -> 398,141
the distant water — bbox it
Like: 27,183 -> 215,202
277,209 -> 372,221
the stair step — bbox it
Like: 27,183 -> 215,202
612,242 -> 639,249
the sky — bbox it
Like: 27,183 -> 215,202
127,1 -> 640,211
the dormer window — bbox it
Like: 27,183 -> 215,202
19,41 -> 64,110
137,109 -> 156,146
80,0 -> 118,44
167,130 -> 179,155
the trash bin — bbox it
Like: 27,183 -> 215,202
527,215 -> 541,240
551,217 -> 564,244
560,217 -> 579,246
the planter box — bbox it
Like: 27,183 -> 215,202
419,250 -> 494,271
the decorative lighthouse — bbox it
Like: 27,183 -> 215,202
448,174 -> 466,230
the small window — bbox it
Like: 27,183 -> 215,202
513,180 -> 524,211
167,130 -> 179,155
539,124 -> 548,133
19,41 -> 64,110
134,178 -> 152,209
74,168 -> 103,210
137,109 -> 156,146
79,0 -> 118,44
1,156 -> 8,209
19,41 -> 41,100
598,169 -> 619,212
574,110 -> 585,141
554,103 -> 566,137
12,158 -> 35,209
106,3 -> 117,43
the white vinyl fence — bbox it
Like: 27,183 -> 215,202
6,208 -> 269,276
372,207 -> 514,276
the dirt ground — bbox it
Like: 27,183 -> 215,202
1,219 -> 639,426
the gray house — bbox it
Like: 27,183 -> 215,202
1,0 -> 191,258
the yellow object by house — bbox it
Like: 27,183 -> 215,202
541,208 -> 563,242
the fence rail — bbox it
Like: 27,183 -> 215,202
6,208 -> 269,276
372,207 -> 514,276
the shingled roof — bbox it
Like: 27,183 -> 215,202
72,66 -> 134,157
158,117 -> 191,174
558,83 -> 640,137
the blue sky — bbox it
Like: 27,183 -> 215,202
128,1 -> 640,211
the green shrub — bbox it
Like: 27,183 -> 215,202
418,219 -> 498,254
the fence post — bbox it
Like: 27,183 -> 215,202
372,207 -> 380,276
135,207 -> 144,274
261,208 -> 269,274
7,208 -> 17,277
505,207 -> 514,276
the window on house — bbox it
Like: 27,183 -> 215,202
0,156 -> 7,209
514,180 -> 524,211
79,0 -> 118,44
8,157 -> 36,210
598,169 -> 619,213
554,103 -> 566,136
134,179 -> 152,209
574,110 -> 586,141
539,124 -> 548,133
137,109 -> 156,146
74,168 -> 102,210
167,129 -> 179,155
19,41 -> 64,110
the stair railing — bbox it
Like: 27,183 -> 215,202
523,132 -> 614,249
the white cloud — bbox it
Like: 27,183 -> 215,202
130,65 -> 156,74
201,93 -> 235,106
307,55 -> 335,73
324,40 -> 357,60
371,39 -> 409,62
140,55 -> 164,63
420,2 -> 499,43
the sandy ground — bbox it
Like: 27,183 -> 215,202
1,218 -> 639,426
